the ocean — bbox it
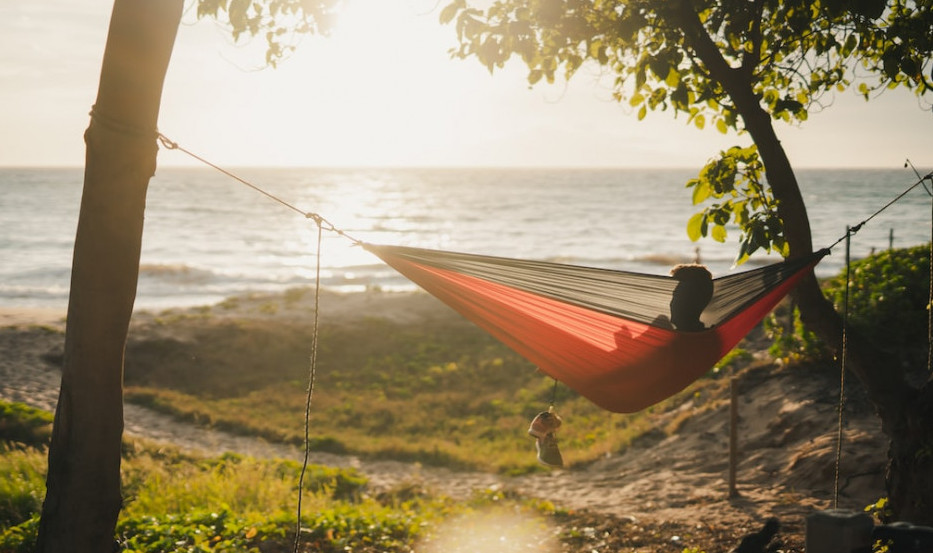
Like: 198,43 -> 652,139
1,166 -> 930,311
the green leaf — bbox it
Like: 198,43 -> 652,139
439,0 -> 464,24
691,179 -> 711,204
670,84 -> 689,109
711,224 -> 728,242
686,212 -> 705,241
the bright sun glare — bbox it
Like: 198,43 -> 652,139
269,1 -> 468,165
416,508 -> 561,553
221,0 -> 534,167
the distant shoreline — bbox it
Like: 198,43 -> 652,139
0,307 -> 67,328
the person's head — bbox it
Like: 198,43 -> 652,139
669,263 -> 713,331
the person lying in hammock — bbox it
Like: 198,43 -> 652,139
654,263 -> 714,331
670,263 -> 714,331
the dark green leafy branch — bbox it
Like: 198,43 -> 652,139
685,145 -> 786,265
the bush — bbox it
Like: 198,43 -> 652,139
0,448 -> 46,529
0,401 -> 53,449
764,301 -> 830,364
766,243 -> 931,367
823,243 -> 931,368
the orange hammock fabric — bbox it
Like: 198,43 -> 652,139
366,244 -> 827,413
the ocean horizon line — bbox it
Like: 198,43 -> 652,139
1,164 -> 925,172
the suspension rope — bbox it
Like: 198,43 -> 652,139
826,169 -> 933,251
549,378 -> 560,408
293,221 -> 323,553
156,133 -> 364,247
148,133 -> 329,551
833,228 -> 853,509
906,159 -> 933,374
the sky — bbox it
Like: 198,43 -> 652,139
1,0 -> 931,169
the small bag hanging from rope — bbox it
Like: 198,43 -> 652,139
528,405 -> 564,468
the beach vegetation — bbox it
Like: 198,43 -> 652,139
822,244 -> 932,369
766,243 -> 932,369
764,302 -> 828,364
0,402 -> 53,449
0,446 -> 46,530
0,406 -> 590,553
120,301 -> 737,474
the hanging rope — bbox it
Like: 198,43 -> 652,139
906,159 -> 933,374
293,221 -> 323,553
549,378 -> 559,407
833,228 -> 853,509
156,133 -> 363,247
826,169 -> 933,250
150,133 -> 330,552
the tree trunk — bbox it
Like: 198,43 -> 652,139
722,70 -> 932,525
36,1 -> 182,551
674,0 -> 930,524
886,383 -> 933,524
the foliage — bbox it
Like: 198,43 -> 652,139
685,145 -> 786,264
852,1 -> 933,98
866,496 -> 895,524
0,514 -> 40,553
194,0 -> 341,65
0,437 -> 435,552
822,243 -> 932,368
766,244 -> 932,367
1,431 -> 575,553
764,302 -> 829,363
0,446 -> 46,530
0,401 -> 53,449
442,0 -> 929,125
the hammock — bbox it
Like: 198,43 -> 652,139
366,244 -> 828,413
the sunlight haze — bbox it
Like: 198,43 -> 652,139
1,0 -> 930,168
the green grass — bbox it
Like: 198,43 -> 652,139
0,413 -> 568,553
0,402 -> 53,450
121,306 -> 731,473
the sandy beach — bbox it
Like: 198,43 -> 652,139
0,290 -> 890,549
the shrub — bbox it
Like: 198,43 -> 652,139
0,401 -> 53,449
0,448 -> 46,529
767,243 -> 931,367
823,243 -> 931,368
764,301 -> 829,364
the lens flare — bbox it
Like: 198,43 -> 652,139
416,508 -> 560,553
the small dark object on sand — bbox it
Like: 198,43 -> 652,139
730,517 -> 780,553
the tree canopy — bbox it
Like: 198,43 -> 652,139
196,0 -> 342,64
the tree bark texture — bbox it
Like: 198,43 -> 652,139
886,383 -> 933,525
36,1 -> 182,551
